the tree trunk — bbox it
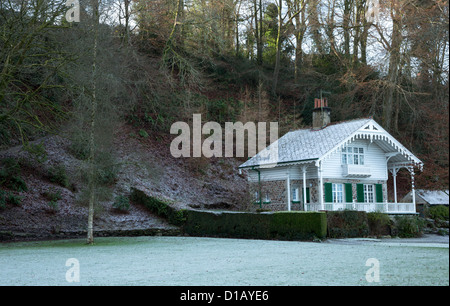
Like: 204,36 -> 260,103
123,0 -> 130,45
326,0 -> 338,57
259,0 -> 263,64
343,0 -> 353,58
308,0 -> 323,53
360,23 -> 369,64
383,1 -> 402,132
352,0 -> 362,65
253,0 -> 262,65
235,0 -> 242,57
272,0 -> 282,95
294,0 -> 307,81
87,0 -> 100,245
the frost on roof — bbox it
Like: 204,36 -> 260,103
239,118 -> 371,168
417,190 -> 449,205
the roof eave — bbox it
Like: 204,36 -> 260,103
238,158 -> 318,169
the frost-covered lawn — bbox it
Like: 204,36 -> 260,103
0,236 -> 448,286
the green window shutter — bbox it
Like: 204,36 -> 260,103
356,184 -> 364,203
324,183 -> 333,203
375,184 -> 383,203
306,187 -> 310,203
345,183 -> 353,203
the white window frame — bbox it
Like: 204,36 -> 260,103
254,191 -> 260,203
332,183 -> 344,203
364,184 -> 374,203
342,146 -> 365,165
292,188 -> 300,202
263,192 -> 271,203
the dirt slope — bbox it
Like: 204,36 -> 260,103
0,124 -> 248,241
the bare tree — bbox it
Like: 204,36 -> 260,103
87,0 -> 100,245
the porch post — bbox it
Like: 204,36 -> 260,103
319,161 -> 324,211
302,165 -> 307,211
409,167 -> 416,213
390,167 -> 399,204
286,169 -> 291,211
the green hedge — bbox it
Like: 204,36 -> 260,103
130,188 -> 186,226
367,212 -> 393,236
326,210 -> 369,238
394,215 -> 425,238
183,210 -> 327,241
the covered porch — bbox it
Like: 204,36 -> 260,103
305,201 -> 416,214
290,161 -> 420,215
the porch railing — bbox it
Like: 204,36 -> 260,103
305,202 -> 416,214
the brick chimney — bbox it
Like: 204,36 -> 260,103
312,98 -> 331,130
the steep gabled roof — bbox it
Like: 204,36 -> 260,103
239,118 -> 423,169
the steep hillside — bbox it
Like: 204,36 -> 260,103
0,123 -> 248,241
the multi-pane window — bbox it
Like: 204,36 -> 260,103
364,184 -> 374,203
342,147 -> 365,165
332,183 -> 344,203
292,188 -> 300,202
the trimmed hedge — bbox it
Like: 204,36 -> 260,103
130,188 -> 186,226
367,212 -> 393,236
130,187 -> 422,240
183,210 -> 327,241
326,210 -> 369,238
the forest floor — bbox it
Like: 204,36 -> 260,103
0,123 -> 249,241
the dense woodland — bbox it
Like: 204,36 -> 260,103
0,0 -> 449,240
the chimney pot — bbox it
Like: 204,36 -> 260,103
312,98 -> 331,129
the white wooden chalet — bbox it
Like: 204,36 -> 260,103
239,98 -> 423,214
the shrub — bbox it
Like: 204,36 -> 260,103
326,210 -> 369,238
23,143 -> 47,163
367,212 -> 393,236
94,152 -> 119,186
7,193 -> 22,206
394,216 -> 424,238
112,195 -> 130,212
130,188 -> 186,226
138,129 -> 149,138
4,176 -> 28,192
69,134 -> 90,160
47,200 -> 59,212
42,189 -> 62,202
48,164 -> 69,188
426,205 -> 449,221
0,190 -> 22,207
0,190 -> 6,209
0,158 -> 27,192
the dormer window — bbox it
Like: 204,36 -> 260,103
342,146 -> 365,165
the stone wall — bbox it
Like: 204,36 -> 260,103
248,179 -> 319,212
247,178 -> 388,212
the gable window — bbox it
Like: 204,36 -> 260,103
342,146 -> 365,165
